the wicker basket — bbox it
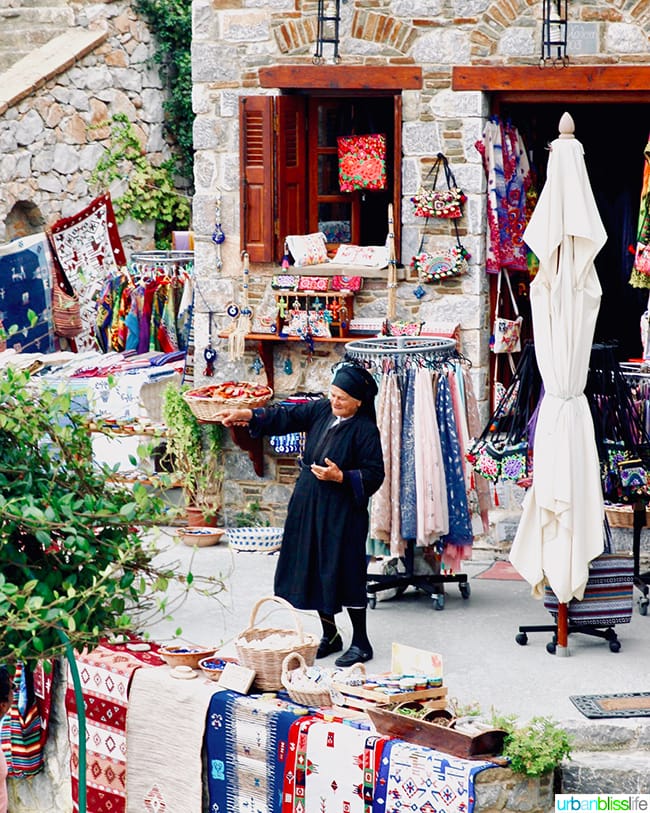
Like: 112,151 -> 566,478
235,596 -> 319,691
605,504 -> 650,529
183,382 -> 273,423
281,652 -> 333,707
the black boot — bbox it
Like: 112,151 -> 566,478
335,608 -> 373,667
316,612 -> 343,659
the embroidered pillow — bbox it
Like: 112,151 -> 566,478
285,233 -> 329,268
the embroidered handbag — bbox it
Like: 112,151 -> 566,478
337,133 -> 387,192
491,268 -> 522,354
298,276 -> 330,292
271,275 -> 299,290
411,214 -> 470,283
331,275 -> 363,292
52,265 -> 83,338
411,153 -> 466,220
635,242 -> 650,275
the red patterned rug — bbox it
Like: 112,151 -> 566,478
65,642 -> 164,813
474,561 -> 524,581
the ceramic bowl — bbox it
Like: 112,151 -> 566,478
176,526 -> 225,547
225,526 -> 283,553
158,645 -> 218,669
198,655 -> 239,681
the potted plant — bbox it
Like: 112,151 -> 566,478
162,384 -> 225,525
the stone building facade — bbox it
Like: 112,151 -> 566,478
189,0 -> 650,523
0,0 -> 171,252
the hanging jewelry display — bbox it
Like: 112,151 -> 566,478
284,356 -> 293,375
212,192 -> 225,270
228,251 -> 253,359
203,312 -> 217,376
251,355 -> 264,375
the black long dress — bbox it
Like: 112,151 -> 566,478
249,399 -> 385,615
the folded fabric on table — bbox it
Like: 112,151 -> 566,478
372,739 -> 495,813
126,665 -> 215,813
206,690 -> 309,813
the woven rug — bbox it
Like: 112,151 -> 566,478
125,666 -> 216,813
206,691 -> 308,813
372,739 -> 495,813
474,561 -> 524,581
65,643 -> 164,813
570,693 -> 650,719
0,232 -> 55,353
48,193 -> 127,351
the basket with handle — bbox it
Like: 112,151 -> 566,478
183,381 -> 273,422
235,596 -> 319,691
281,652 -> 333,707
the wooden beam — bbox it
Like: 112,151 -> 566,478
452,65 -> 650,93
259,65 -> 423,90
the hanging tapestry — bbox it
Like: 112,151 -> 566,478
65,642 -> 164,813
630,134 -> 650,289
0,232 -> 55,354
476,118 -> 532,274
337,134 -> 387,192
372,739 -> 494,813
48,193 -> 127,351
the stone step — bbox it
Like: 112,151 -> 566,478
561,750 -> 650,793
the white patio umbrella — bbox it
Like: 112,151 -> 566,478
509,112 -> 607,653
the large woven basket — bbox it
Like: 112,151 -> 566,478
235,596 -> 319,691
281,652 -> 333,708
605,504 -> 650,529
183,381 -> 273,422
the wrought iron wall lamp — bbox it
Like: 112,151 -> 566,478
314,0 -> 342,64
541,0 -> 569,66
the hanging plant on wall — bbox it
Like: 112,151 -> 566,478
89,113 -> 191,250
133,0 -> 194,183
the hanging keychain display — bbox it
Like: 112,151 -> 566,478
203,312 -> 217,376
212,192 -> 225,270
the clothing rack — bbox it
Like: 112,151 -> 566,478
345,335 -> 471,611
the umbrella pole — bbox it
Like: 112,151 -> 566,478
556,603 -> 570,656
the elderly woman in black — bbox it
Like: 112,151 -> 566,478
217,364 -> 385,667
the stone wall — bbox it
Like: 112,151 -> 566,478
190,0 -> 650,524
0,0 -> 172,254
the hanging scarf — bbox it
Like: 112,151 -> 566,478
629,134 -> 650,289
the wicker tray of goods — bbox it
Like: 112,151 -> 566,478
183,381 -> 273,422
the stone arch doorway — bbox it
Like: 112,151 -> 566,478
5,201 -> 46,241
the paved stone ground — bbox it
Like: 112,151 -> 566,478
144,529 -> 650,727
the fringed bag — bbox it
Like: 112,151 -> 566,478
52,264 -> 82,338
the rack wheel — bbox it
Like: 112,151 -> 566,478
639,597 -> 649,616
609,640 -> 621,653
515,632 -> 528,646
546,641 -> 556,654
433,594 -> 445,611
367,594 -> 377,610
459,582 -> 471,600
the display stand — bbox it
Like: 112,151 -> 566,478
345,336 -> 471,611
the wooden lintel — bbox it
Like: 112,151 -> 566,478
259,65 -> 423,90
452,65 -> 650,93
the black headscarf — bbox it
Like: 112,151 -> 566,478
331,365 -> 378,422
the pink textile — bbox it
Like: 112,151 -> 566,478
370,374 -> 405,556
414,368 -> 448,545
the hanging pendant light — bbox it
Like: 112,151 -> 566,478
541,0 -> 568,66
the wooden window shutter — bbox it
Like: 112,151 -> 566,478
276,95 -> 308,260
240,96 -> 274,262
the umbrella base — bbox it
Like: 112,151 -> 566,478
514,623 -> 622,654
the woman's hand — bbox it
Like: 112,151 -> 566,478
311,457 -> 344,483
214,408 -> 253,427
